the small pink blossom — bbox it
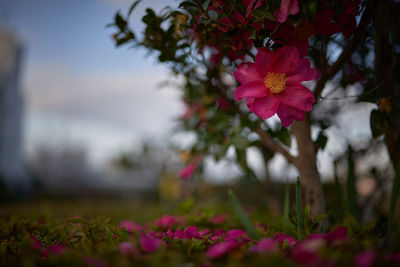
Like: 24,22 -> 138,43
119,220 -> 143,233
234,46 -> 317,127
206,240 -> 241,259
274,232 -> 297,246
297,238 -> 326,252
155,215 -> 186,229
183,225 -> 202,239
199,229 -> 211,236
224,229 -> 250,242
308,226 -> 348,245
275,0 -> 300,23
355,251 -> 377,267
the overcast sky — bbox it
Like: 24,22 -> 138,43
2,0 -> 184,166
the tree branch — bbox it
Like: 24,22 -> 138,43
314,0 -> 379,100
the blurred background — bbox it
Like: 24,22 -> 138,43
0,0 -> 393,219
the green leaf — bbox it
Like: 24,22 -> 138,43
127,0 -> 142,18
370,109 -> 388,138
202,0 -> 211,10
296,176 -> 303,240
228,190 -> 260,240
387,159 -> 400,242
315,132 -> 328,150
275,127 -> 291,147
252,7 -> 274,21
231,135 -> 248,150
304,203 -> 310,223
179,0 -> 198,9
313,214 -> 327,224
115,12 -> 127,31
208,10 -> 218,21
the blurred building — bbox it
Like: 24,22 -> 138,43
0,29 -> 29,191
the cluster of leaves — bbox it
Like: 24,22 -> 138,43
109,0 -> 398,182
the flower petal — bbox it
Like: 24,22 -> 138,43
206,240 -> 240,259
234,81 -> 267,101
234,63 -> 262,84
277,103 -> 305,127
288,0 -> 300,16
251,95 -> 280,119
288,58 -> 317,82
256,47 -> 299,77
278,85 -> 315,111
274,0 -> 299,23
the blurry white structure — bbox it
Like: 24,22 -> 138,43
0,29 -> 29,191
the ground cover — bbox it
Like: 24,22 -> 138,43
1,197 -> 399,266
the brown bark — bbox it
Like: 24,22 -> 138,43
374,0 -> 400,167
291,117 -> 326,218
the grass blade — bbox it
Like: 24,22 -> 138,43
296,176 -> 303,240
334,160 -> 347,218
388,159 -> 400,240
228,189 -> 259,240
283,182 -> 290,232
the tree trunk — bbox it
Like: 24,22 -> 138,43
291,117 -> 326,218
260,147 -> 281,217
374,1 -> 400,167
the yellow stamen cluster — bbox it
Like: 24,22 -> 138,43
264,72 -> 287,94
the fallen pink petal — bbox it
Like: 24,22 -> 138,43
206,240 -> 241,259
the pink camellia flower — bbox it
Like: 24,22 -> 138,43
234,46 -> 317,127
275,0 -> 300,23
